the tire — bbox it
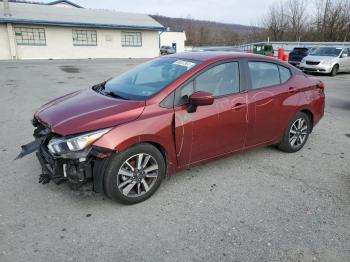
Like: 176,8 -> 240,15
278,112 -> 311,153
103,143 -> 165,204
330,64 -> 338,77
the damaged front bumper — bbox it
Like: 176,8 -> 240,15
17,119 -> 113,192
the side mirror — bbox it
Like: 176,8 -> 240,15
187,91 -> 214,113
341,53 -> 348,58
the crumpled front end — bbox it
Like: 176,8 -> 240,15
18,117 -> 113,191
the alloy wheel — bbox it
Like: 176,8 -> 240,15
289,118 -> 308,148
117,153 -> 159,197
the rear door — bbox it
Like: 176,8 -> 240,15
173,61 -> 248,167
244,60 -> 295,147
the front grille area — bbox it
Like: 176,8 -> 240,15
306,61 -> 320,65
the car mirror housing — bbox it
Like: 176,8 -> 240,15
341,53 -> 348,58
187,91 -> 214,113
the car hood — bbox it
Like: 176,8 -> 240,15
35,89 -> 145,136
303,55 -> 337,62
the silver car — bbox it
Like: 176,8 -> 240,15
299,46 -> 350,76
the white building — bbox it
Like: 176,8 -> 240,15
0,0 -> 165,60
160,31 -> 186,53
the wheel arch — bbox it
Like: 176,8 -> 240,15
300,108 -> 314,131
92,140 -> 172,195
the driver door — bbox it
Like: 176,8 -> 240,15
173,61 -> 247,168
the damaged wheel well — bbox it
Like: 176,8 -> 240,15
93,141 -> 169,194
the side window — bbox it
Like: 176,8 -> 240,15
248,62 -> 280,89
278,65 -> 292,83
195,62 -> 240,96
175,62 -> 240,106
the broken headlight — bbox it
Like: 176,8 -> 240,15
47,128 -> 111,155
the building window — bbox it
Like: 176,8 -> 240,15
14,27 -> 46,46
121,32 -> 142,47
72,30 -> 97,46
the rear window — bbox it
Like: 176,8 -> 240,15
248,62 -> 292,89
292,48 -> 308,55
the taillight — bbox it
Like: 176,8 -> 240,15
317,82 -> 325,95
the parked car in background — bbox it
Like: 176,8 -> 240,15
18,52 -> 325,204
288,47 -> 315,67
253,44 -> 274,56
299,46 -> 350,76
160,45 -> 176,55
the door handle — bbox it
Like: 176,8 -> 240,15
288,87 -> 296,94
232,103 -> 246,110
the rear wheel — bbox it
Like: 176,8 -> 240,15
103,144 -> 165,204
278,112 -> 311,153
330,64 -> 338,77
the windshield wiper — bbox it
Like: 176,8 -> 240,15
103,91 -> 129,100
92,81 -> 128,100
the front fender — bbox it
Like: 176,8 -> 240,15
93,106 -> 177,173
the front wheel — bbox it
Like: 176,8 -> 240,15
103,144 -> 165,204
278,112 -> 311,153
330,64 -> 338,77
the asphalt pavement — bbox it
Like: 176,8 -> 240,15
0,59 -> 349,262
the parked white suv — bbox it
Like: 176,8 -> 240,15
299,46 -> 350,76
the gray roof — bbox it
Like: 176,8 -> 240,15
0,2 -> 165,30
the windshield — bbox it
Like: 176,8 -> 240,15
103,57 -> 199,100
310,47 -> 342,57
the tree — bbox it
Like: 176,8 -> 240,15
286,0 -> 307,41
262,2 -> 289,41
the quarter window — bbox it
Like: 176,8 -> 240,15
14,27 -> 46,45
121,32 -> 142,47
248,62 -> 280,89
72,30 -> 97,46
178,81 -> 195,105
278,65 -> 292,83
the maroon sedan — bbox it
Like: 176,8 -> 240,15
18,52 -> 325,204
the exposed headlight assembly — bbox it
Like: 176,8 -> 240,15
48,128 -> 111,155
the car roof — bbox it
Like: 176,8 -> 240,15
316,46 -> 349,49
166,51 -> 272,62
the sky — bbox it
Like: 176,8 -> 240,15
42,0 -> 279,26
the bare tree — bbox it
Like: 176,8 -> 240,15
261,0 -> 350,41
286,0 -> 308,41
312,0 -> 350,41
262,2 -> 289,41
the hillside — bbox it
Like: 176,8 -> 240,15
151,15 -> 263,46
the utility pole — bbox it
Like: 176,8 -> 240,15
3,0 -> 11,17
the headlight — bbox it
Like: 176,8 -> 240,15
301,58 -> 306,64
321,60 -> 333,66
48,128 -> 111,155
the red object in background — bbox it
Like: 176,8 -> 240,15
278,48 -> 285,60
283,54 -> 289,61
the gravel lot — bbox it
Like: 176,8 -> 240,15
0,59 -> 349,262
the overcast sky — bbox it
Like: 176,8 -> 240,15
43,0 -> 281,25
